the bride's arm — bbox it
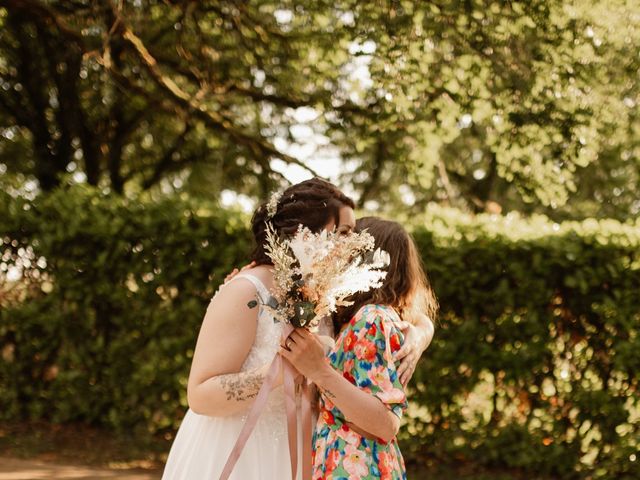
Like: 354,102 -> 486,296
187,279 -> 269,417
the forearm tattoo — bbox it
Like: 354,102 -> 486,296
322,387 -> 337,399
219,371 -> 265,401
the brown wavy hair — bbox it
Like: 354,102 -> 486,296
250,178 -> 356,266
333,217 -> 438,331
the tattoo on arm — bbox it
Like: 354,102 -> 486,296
219,371 -> 265,401
322,388 -> 337,399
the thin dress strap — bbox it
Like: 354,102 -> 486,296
228,273 -> 270,302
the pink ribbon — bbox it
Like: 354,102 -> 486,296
219,325 -> 313,480
300,378 -> 314,480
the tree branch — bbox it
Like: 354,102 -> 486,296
113,18 -> 319,177
359,140 -> 386,205
142,121 -> 193,190
437,159 -> 456,206
0,88 -> 30,126
0,0 -> 85,46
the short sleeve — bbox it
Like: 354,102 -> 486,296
341,305 -> 408,418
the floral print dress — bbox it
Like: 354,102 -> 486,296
312,304 -> 408,479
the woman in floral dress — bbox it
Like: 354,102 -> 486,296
281,217 -> 438,479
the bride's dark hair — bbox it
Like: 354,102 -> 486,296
250,178 -> 355,266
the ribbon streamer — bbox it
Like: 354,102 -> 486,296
219,325 -> 313,480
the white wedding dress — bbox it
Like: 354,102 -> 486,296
162,273 -> 332,480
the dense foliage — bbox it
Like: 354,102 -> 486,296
1,187 -> 638,479
405,208 -> 640,479
0,187 -> 252,432
0,1 -> 638,219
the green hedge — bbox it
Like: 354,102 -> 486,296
405,208 -> 640,479
0,186 -> 251,432
1,187 -> 639,479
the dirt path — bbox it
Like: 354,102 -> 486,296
0,457 -> 160,480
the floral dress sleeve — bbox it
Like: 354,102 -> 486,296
341,304 -> 408,418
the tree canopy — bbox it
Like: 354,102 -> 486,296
0,0 -> 638,220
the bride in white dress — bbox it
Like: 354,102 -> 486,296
163,272 -> 300,479
161,178 -> 357,480
161,178 -> 434,479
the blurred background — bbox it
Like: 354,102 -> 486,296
0,1 -> 638,479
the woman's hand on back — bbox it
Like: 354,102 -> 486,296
394,313 -> 435,386
224,261 -> 257,283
